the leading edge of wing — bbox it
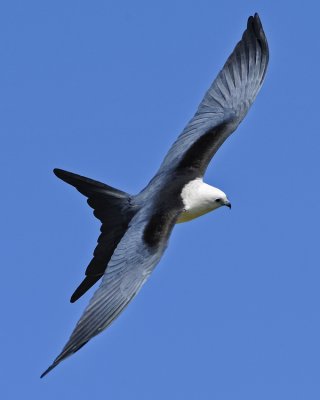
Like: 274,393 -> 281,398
41,205 -> 180,378
157,13 -> 269,177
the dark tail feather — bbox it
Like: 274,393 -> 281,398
53,168 -> 128,202
53,168 -> 136,302
70,275 -> 101,303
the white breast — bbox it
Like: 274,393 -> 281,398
177,178 -> 226,223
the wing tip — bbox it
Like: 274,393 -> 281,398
247,12 -> 261,28
40,361 -> 59,379
247,12 -> 269,52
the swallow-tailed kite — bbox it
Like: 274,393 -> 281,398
41,13 -> 269,377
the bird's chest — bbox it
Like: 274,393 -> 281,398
176,199 -> 215,223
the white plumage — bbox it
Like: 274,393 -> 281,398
177,178 -> 230,223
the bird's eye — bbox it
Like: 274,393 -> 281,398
216,198 -> 221,203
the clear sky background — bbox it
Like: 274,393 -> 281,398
1,1 -> 319,399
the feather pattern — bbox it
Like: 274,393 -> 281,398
41,206 -> 180,377
155,13 -> 268,178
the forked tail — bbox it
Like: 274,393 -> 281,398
53,168 -> 137,302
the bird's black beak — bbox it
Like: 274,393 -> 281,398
225,200 -> 231,209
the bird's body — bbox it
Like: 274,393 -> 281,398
42,13 -> 269,377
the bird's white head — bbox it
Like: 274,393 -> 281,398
207,185 -> 231,211
177,178 -> 231,223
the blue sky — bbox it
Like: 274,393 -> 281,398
1,1 -> 320,399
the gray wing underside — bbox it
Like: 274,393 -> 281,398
41,209 -> 177,377
157,13 -> 269,177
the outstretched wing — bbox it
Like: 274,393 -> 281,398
157,13 -> 269,178
41,204 -> 181,378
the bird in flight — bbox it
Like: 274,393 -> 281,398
41,13 -> 269,377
